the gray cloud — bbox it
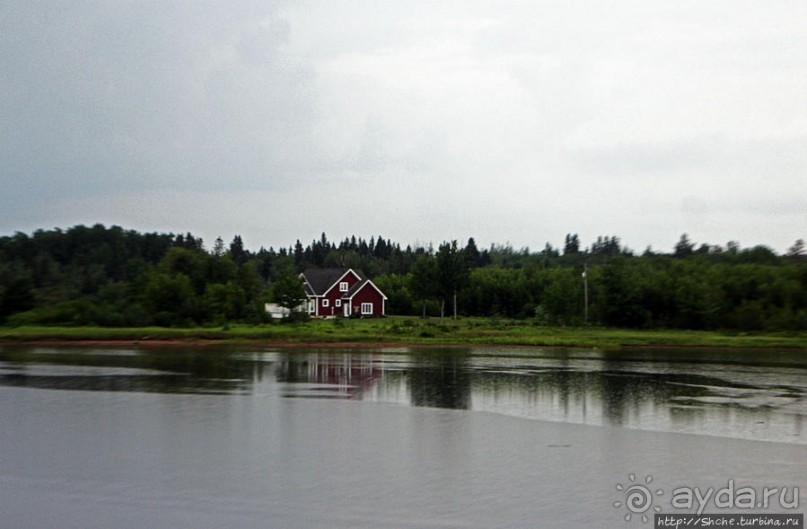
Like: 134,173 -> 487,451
1,1 -> 805,252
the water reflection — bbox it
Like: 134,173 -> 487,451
408,350 -> 471,410
0,348 -> 247,394
1,345 -> 805,443
273,353 -> 382,399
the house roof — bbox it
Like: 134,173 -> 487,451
343,278 -> 388,300
300,268 -> 364,296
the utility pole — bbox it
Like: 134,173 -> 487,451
583,263 -> 589,324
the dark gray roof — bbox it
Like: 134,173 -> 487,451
301,268 -> 364,296
343,278 -> 367,298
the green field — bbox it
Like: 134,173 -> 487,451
1,317 -> 805,349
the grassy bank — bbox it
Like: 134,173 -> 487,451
1,317 -> 805,349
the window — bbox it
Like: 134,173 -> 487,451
335,300 -> 342,307
361,303 -> 373,315
339,282 -> 349,292
322,299 -> 329,308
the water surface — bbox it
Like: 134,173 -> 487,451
2,345 -> 804,443
1,345 -> 805,529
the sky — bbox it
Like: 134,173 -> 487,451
1,0 -> 805,254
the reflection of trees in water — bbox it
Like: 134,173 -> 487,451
470,366 -> 699,426
0,347 -> 249,394
408,350 -> 472,410
274,353 -> 309,383
265,350 -> 787,427
0,347 -> 794,437
270,350 -> 474,410
469,360 -> 786,429
273,353 -> 381,398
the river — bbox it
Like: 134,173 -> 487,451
1,345 -> 805,528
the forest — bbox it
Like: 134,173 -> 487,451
0,224 -> 805,331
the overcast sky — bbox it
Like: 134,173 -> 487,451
2,1 -> 805,254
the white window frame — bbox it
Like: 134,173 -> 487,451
322,299 -> 329,308
339,281 -> 349,292
335,300 -> 342,307
361,302 -> 373,315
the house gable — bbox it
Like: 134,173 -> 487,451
343,279 -> 387,317
343,279 -> 387,301
322,269 -> 362,298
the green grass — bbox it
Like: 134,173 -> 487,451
1,317 -> 805,350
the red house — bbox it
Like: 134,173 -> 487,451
300,268 -> 387,318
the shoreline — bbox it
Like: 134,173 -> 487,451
3,337 -> 805,351
1,320 -> 805,350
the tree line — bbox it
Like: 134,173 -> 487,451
0,224 -> 805,331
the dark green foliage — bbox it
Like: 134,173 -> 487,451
0,225 -> 270,327
0,261 -> 35,319
271,266 -> 306,319
436,240 -> 470,318
563,233 -> 580,255
374,274 -> 416,316
535,268 -> 584,325
598,259 -> 650,327
674,234 -> 695,257
229,235 -> 247,266
462,267 -> 533,319
1,225 -> 805,331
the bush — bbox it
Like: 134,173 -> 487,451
6,300 -> 97,326
281,311 -> 310,323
